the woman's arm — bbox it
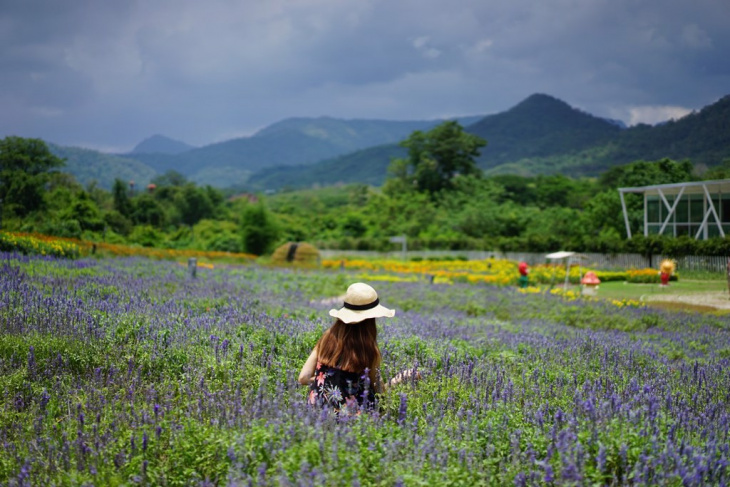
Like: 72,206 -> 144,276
386,368 -> 421,388
298,347 -> 318,385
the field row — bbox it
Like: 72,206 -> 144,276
0,253 -> 729,485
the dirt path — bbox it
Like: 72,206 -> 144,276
642,290 -> 730,310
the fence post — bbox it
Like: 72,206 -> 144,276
188,258 -> 197,279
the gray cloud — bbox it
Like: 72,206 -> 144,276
0,0 -> 728,151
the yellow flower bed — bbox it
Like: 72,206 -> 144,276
326,257 -> 656,309
326,257 -> 672,287
517,285 -> 644,308
627,268 -> 678,283
0,232 -> 80,258
355,274 -> 421,283
325,258 -> 604,286
91,241 -> 256,262
0,232 -> 256,262
323,258 -> 518,286
610,298 -> 644,308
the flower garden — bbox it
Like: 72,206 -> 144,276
1,248 -> 729,485
323,257 -> 674,286
0,232 -> 256,263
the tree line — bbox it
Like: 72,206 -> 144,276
1,126 -> 729,257
0,136 -> 274,254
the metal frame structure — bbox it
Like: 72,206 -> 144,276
546,251 -> 587,288
618,179 -> 730,239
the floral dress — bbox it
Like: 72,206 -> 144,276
308,362 -> 375,414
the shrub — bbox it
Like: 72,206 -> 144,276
127,225 -> 164,248
627,268 -> 679,283
270,242 -> 321,266
0,231 -> 80,258
35,219 -> 83,239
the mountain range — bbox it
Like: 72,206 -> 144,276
49,93 -> 730,190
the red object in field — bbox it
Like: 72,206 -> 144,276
660,272 -> 670,286
581,272 -> 600,285
518,261 -> 528,276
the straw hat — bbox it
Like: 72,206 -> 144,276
329,282 -> 395,324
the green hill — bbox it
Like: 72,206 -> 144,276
490,94 -> 730,177
118,117 -> 476,187
254,116 -> 436,149
46,94 -> 730,191
246,94 -> 625,190
611,94 -> 730,166
468,93 -> 622,168
130,134 -> 195,154
249,94 -> 730,190
49,144 -> 157,189
247,144 -> 408,190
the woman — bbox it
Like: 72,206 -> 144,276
299,282 -> 412,414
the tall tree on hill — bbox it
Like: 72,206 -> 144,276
387,121 -> 487,196
0,136 -> 65,217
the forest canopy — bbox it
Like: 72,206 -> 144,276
1,128 -> 728,257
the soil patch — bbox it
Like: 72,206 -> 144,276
643,290 -> 730,312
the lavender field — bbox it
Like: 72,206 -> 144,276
1,253 -> 730,486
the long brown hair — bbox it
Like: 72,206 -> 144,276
316,318 -> 381,383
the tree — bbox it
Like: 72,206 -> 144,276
340,213 -> 367,238
151,170 -> 188,188
388,121 -> 487,195
241,202 -> 278,255
0,137 -> 65,175
132,194 -> 166,227
177,184 -> 214,226
364,190 -> 437,239
193,219 -> 241,252
699,158 -> 730,180
581,190 -> 636,239
534,174 -> 574,209
0,137 -> 65,217
437,175 -> 505,238
598,158 -> 694,189
3,172 -> 48,217
112,178 -> 133,218
489,174 -> 538,206
60,191 -> 105,232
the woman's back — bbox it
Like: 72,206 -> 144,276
317,318 -> 380,378
308,362 -> 375,414
299,283 -> 394,414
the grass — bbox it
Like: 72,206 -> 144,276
678,269 -> 727,281
543,279 -> 730,314
577,279 -> 730,314
595,279 -> 728,300
647,301 -> 729,314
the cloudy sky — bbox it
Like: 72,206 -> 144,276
1,0 -> 728,152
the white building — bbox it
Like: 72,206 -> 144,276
618,179 -> 730,239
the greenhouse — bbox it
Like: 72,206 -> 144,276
618,179 -> 730,239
